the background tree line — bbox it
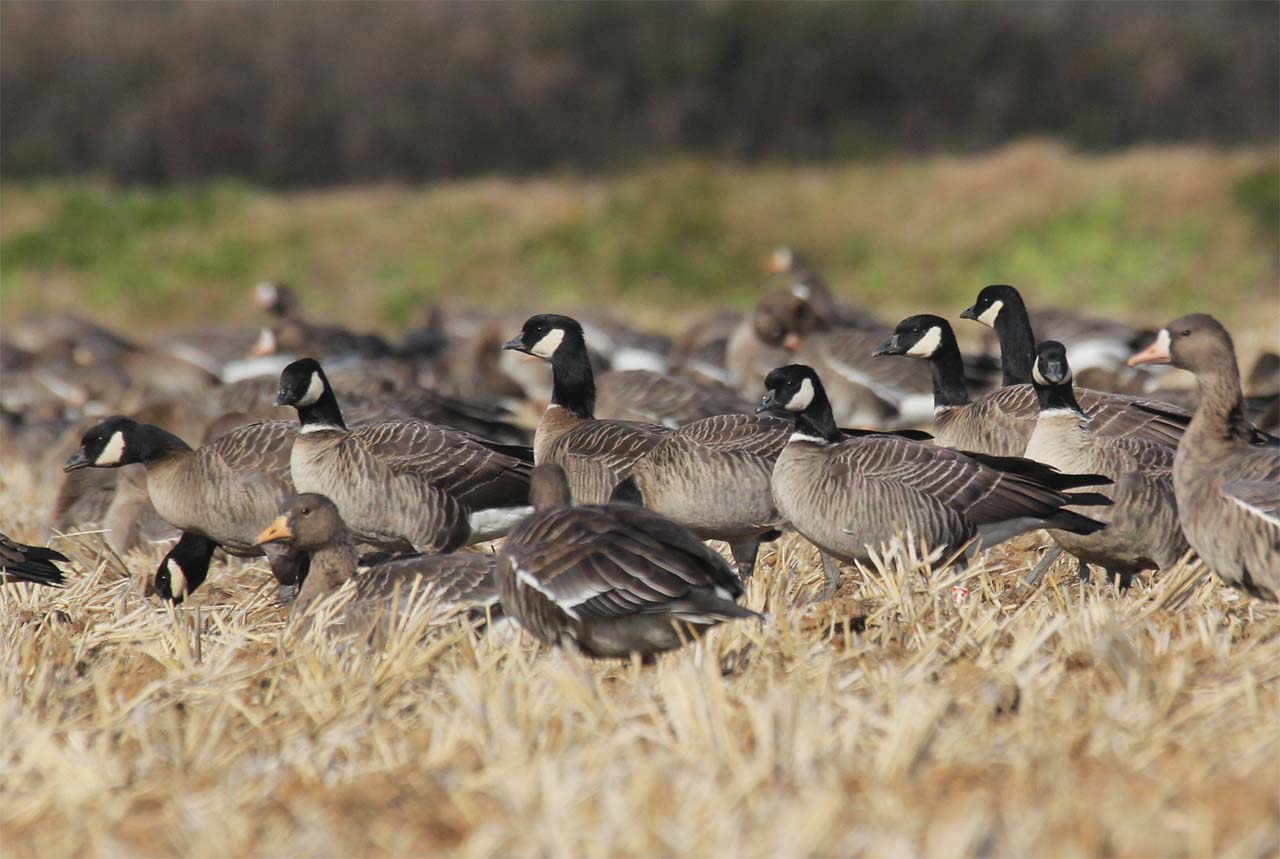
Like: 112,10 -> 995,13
3,1 -> 1276,187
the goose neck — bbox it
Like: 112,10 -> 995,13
550,346 -> 596,420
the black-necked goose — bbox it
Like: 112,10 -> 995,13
1,534 -> 69,587
1129,315 -> 1279,601
496,464 -> 760,659
1024,341 -> 1191,587
759,365 -> 1112,594
255,493 -> 500,624
63,416 -> 300,600
274,358 -> 533,553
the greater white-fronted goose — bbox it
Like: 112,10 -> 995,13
255,493 -> 500,625
274,358 -> 533,553
1129,314 -> 1280,601
759,364 -> 1112,595
1,534 -> 69,587
63,416 -> 299,599
1024,341 -> 1190,587
496,464 -> 760,659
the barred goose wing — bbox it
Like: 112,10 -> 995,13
807,329 -> 934,404
355,551 -> 499,610
675,413 -> 792,457
204,420 -> 297,480
595,369 -> 754,428
1222,481 -> 1280,529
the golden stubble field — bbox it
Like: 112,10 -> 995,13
2,452 -> 1278,858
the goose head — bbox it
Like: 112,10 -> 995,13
766,245 -> 801,275
758,364 -> 824,414
1127,313 -> 1234,375
1032,340 -> 1073,387
254,281 -> 298,319
874,314 -> 951,359
64,416 -> 169,471
960,284 -> 1023,329
274,358 -> 329,407
255,493 -> 347,553
502,314 -> 585,362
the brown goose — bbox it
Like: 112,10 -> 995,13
759,364 -> 1112,595
594,369 -> 754,428
1,534 -> 69,587
255,493 -> 500,624
63,416 -> 303,602
503,315 -> 787,576
1129,315 -> 1280,601
1024,341 -> 1191,587
274,359 -> 533,553
496,464 -> 760,659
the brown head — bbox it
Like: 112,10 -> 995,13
255,493 -> 349,552
254,281 -> 298,319
1128,313 -> 1239,377
529,464 -> 573,511
751,286 -> 833,351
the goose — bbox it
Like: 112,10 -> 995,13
765,245 -> 882,330
496,464 -> 760,659
254,493 -> 500,625
594,369 -> 754,428
758,364 -> 1112,595
1,534 -> 69,587
62,416 -> 299,599
273,358 -> 533,553
1129,315 -> 1280,601
503,314 -> 788,576
1022,341 -> 1191,587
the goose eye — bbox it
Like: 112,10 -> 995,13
1180,328 -> 1191,336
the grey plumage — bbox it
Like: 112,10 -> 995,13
496,465 -> 760,659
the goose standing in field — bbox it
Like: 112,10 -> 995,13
759,365 -> 1112,596
63,417 -> 304,601
1,534 -> 69,587
503,314 -> 788,576
1023,341 -> 1191,587
255,493 -> 500,626
274,358 -> 533,553
1129,315 -> 1280,601
496,464 -> 760,659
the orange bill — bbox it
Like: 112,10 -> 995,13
783,332 -> 803,352
255,515 -> 294,546
1127,331 -> 1171,367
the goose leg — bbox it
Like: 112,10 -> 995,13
819,552 -> 841,600
1023,545 -> 1063,587
1076,559 -> 1091,584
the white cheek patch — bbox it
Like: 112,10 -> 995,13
166,559 -> 188,599
787,377 -> 816,411
95,431 -> 126,466
976,299 -> 1004,328
906,326 -> 943,358
530,328 -> 565,359
790,282 -> 812,300
295,372 -> 325,407
1154,328 -> 1171,356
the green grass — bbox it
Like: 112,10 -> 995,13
2,142 -> 1276,332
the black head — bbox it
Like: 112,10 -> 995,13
960,284 -> 1023,328
63,416 -> 141,471
874,314 -> 952,359
1032,340 -> 1073,387
275,358 -> 328,407
154,532 -> 217,603
758,364 -> 825,413
255,493 -> 345,553
502,314 -> 585,361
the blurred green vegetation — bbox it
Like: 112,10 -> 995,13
2,144 -> 1276,333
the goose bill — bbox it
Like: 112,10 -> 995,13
1127,330 -> 1172,367
255,516 -> 294,546
62,448 -> 90,472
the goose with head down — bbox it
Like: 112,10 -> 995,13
1130,314 -> 1280,601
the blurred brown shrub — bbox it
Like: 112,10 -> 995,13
2,2 -> 1276,186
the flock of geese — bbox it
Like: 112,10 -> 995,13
3,252 -> 1278,658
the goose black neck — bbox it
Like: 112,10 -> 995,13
795,384 -> 842,443
550,343 -> 596,420
927,330 -> 971,408
994,298 -> 1036,386
136,425 -> 194,461
296,376 -> 347,431
1033,381 -> 1082,415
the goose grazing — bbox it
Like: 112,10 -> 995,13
1129,315 -> 1280,601
1,534 -> 69,587
274,359 -> 533,553
1024,341 -> 1191,587
255,493 -> 500,624
759,364 -> 1112,595
63,417 -> 300,600
504,314 -> 786,576
496,464 -> 760,659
